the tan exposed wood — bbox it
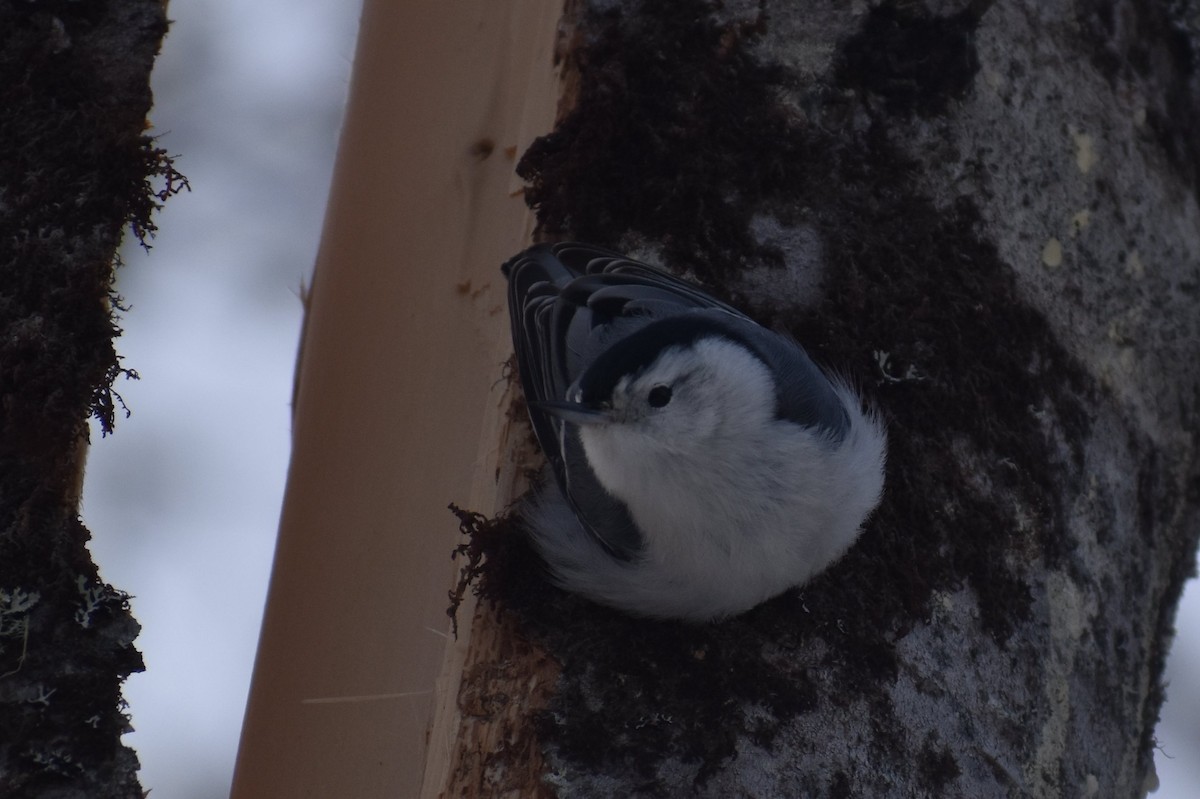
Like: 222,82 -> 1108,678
422,375 -> 560,798
434,605 -> 560,799
230,2 -> 562,796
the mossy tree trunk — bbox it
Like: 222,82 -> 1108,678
0,2 -> 177,796
450,1 -> 1200,795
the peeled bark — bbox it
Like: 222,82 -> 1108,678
450,0 -> 1200,795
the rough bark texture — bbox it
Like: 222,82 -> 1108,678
461,0 -> 1200,796
0,2 -> 177,796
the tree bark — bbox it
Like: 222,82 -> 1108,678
450,0 -> 1200,795
0,2 -> 175,795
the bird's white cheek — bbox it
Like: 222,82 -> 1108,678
578,425 -> 651,498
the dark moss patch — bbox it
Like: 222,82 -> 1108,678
1077,0 -> 1200,197
491,0 -> 1098,789
801,151 -> 1094,642
517,0 -> 818,279
835,1 -> 986,118
448,503 -> 550,638
918,735 -> 962,790
828,770 -> 852,799
1,4 -> 187,442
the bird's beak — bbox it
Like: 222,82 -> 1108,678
533,399 -> 610,426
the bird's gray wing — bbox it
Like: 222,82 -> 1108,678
724,316 -> 851,440
504,241 -> 739,409
553,241 -> 747,317
560,244 -> 848,438
523,243 -> 850,439
503,245 -> 678,559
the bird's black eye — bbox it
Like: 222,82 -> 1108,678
648,385 -> 673,408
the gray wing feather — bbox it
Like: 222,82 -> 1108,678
505,244 -> 703,558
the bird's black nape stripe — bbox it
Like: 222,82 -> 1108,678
577,314 -> 748,405
578,310 -> 851,440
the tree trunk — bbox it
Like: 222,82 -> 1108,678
445,0 -> 1200,796
0,2 -> 175,795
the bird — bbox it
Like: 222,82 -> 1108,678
501,241 -> 886,621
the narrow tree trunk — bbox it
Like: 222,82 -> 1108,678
0,2 -> 175,795
445,1 -> 1200,795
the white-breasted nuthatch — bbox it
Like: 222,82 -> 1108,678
502,242 -> 886,621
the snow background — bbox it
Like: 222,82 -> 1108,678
80,2 -> 1198,796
